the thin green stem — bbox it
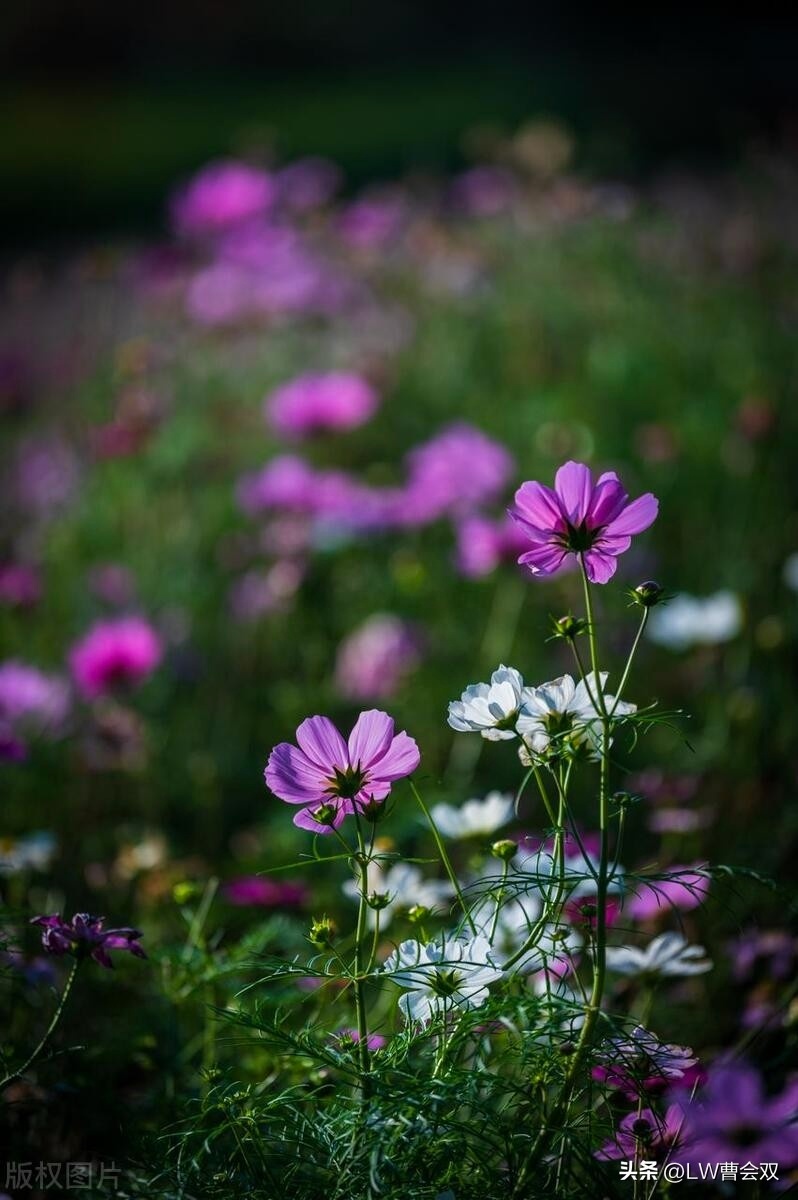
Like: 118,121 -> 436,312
0,958 -> 80,1092
610,608 -> 648,716
353,829 -> 372,1101
411,780 -> 477,935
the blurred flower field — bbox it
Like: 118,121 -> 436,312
1,126 -> 798,1195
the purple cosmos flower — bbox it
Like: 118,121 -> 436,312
264,372 -> 379,439
222,876 -> 308,907
509,460 -> 658,584
334,615 -> 422,701
265,709 -> 420,833
31,913 -> 146,969
170,159 -> 275,238
592,1026 -> 698,1100
69,617 -> 162,699
670,1062 -> 798,1168
595,1105 -> 685,1161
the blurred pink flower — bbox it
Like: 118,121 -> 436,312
274,157 -> 342,212
404,423 -> 513,522
222,875 -> 308,907
171,159 -> 275,237
69,617 -> 163,699
455,514 -> 529,578
0,661 -> 70,758
335,614 -> 422,701
450,166 -> 517,217
265,371 -> 379,438
338,191 -> 409,250
0,563 -> 41,608
228,562 -> 305,622
627,866 -> 710,921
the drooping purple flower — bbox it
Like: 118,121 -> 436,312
509,460 -> 658,584
265,709 -> 420,833
264,372 -> 379,438
31,912 -> 146,969
69,617 -> 163,699
334,615 -> 422,701
170,159 -> 275,238
595,1105 -> 685,1161
670,1062 -> 798,1168
221,876 -> 308,908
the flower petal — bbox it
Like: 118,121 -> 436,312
265,742 -> 329,804
584,549 -> 619,584
604,493 -> 659,537
371,730 -> 420,781
348,709 -> 395,770
519,545 -> 570,576
295,715 -> 349,771
554,461 -> 594,525
510,481 -> 566,538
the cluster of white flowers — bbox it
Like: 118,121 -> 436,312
447,664 -> 636,763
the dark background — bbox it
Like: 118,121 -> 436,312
2,4 -> 798,244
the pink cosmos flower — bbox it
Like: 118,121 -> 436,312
264,372 -> 378,438
404,423 -> 514,522
0,661 -> 70,758
170,159 -> 275,238
455,514 -> 530,578
334,615 -> 421,701
627,866 -> 710,921
69,617 -> 163,699
265,709 -> 420,833
595,1105 -> 684,1161
509,460 -> 658,584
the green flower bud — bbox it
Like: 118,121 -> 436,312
406,904 -> 431,925
366,890 -> 392,911
550,613 -> 589,641
630,580 -> 665,608
308,915 -> 337,946
491,838 -> 518,862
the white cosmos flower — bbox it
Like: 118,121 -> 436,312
516,672 -> 636,762
605,932 -> 712,978
430,791 -> 515,839
447,664 -> 533,740
343,861 -> 453,929
384,933 -> 503,1022
647,591 -> 742,651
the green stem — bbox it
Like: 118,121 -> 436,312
353,830 -> 372,1101
610,608 -> 648,715
411,780 -> 477,935
0,958 -> 80,1092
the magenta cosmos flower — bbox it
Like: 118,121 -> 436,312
31,912 -> 146,969
509,461 -> 658,584
170,159 -> 275,238
265,710 -> 420,833
69,616 -> 163,699
264,371 -> 379,438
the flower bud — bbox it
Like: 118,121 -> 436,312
406,904 -> 431,925
366,890 -> 392,911
308,915 -> 337,946
491,838 -> 518,862
310,802 -> 339,827
550,613 -> 588,641
172,881 -> 200,905
358,796 -> 386,822
631,580 -> 665,608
